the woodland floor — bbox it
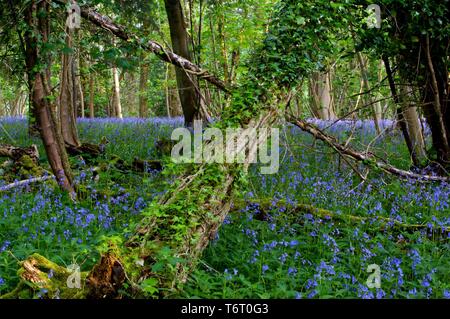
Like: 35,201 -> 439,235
1,117 -> 450,299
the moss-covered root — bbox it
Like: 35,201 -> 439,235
0,253 -> 88,299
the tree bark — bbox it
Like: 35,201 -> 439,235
383,56 -> 418,166
76,51 -> 85,118
24,0 -> 74,194
400,85 -> 427,164
309,72 -> 335,120
164,0 -> 199,126
356,52 -> 381,134
112,66 -> 123,119
58,26 -> 81,147
138,54 -> 149,118
88,70 -> 95,118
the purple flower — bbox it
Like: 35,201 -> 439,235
306,278 -> 318,290
307,290 -> 318,298
443,290 -> 450,299
289,240 -> 299,247
376,289 -> 386,299
279,253 -> 288,264
0,241 -> 11,253
287,267 -> 297,276
262,265 -> 269,273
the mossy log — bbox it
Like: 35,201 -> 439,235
0,253 -> 88,299
234,198 -> 450,238
0,144 -> 45,180
66,137 -> 109,158
0,144 -> 40,162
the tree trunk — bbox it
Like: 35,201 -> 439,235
356,52 -> 381,134
76,51 -> 85,118
112,66 -> 123,119
138,54 -> 149,118
383,56 -> 418,166
420,36 -> 450,165
164,0 -> 199,126
24,0 -> 74,194
309,72 -> 335,120
58,27 -> 81,147
166,65 -> 183,117
218,12 -> 229,85
88,71 -> 95,118
400,85 -> 427,165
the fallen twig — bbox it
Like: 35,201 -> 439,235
0,176 -> 54,192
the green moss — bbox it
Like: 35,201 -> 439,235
17,155 -> 44,178
0,253 -> 89,299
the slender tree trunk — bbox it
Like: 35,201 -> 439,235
401,85 -> 427,164
356,52 -> 381,134
139,54 -> 149,118
217,12 -> 229,85
112,66 -> 123,119
383,56 -> 418,166
164,0 -> 199,126
88,70 -> 95,118
229,50 -> 240,85
76,52 -> 85,118
167,65 -> 183,116
165,64 -> 171,117
375,59 -> 384,121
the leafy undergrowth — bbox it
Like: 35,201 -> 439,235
1,117 -> 450,299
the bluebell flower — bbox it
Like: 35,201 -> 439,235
443,290 -> 450,299
306,290 -> 318,299
0,240 -> 11,253
279,253 -> 288,264
376,289 -> 385,299
287,267 -> 297,276
289,240 -> 299,247
262,265 -> 269,273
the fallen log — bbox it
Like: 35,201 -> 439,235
288,116 -> 450,183
66,143 -> 103,157
0,144 -> 39,163
132,158 -> 163,172
0,144 -> 44,180
234,199 -> 450,238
